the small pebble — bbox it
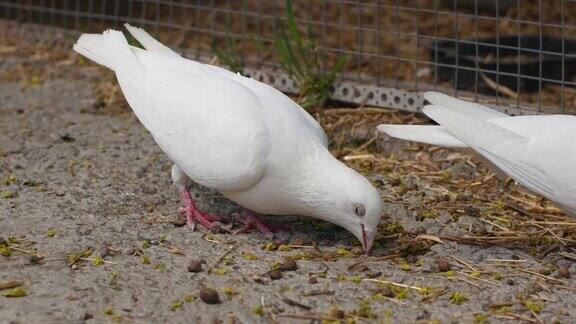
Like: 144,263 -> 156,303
558,267 -> 571,279
436,258 -> 451,272
29,255 -> 41,265
529,283 -> 543,294
464,206 -> 480,217
170,215 -> 187,227
351,246 -> 364,255
91,98 -> 105,109
322,251 -> 339,261
438,194 -> 450,202
269,269 -> 282,280
539,268 -> 551,276
405,255 -> 418,264
331,309 -> 346,319
380,285 -> 394,297
60,133 -> 75,142
473,227 -> 488,236
211,225 -> 223,234
352,264 -> 368,272
99,246 -> 111,258
506,279 -> 515,286
388,177 -> 401,186
456,192 -> 469,201
187,259 -> 203,273
211,317 -> 222,324
381,165 -> 392,173
414,228 -> 426,235
199,288 -> 220,304
396,187 -> 408,195
405,182 -> 418,191
280,259 -> 297,271
290,238 -> 306,246
367,271 -> 382,279
308,276 -> 318,284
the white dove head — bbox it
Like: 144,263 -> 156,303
299,155 -> 383,253
334,173 -> 383,253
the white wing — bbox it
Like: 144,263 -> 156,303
74,29 -> 272,192
524,126 -> 576,212
424,105 -> 556,199
489,114 -> 576,137
125,24 -> 329,148
118,67 -> 270,192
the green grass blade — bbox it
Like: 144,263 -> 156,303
284,0 -> 310,71
276,24 -> 304,78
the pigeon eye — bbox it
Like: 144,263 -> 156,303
354,204 -> 366,217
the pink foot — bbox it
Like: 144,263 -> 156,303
179,188 -> 222,231
179,208 -> 224,223
234,211 -> 283,240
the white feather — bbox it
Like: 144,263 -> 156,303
423,92 -> 508,120
124,23 -> 180,57
377,124 -> 466,148
73,30 -> 138,73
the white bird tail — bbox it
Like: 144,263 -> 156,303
377,124 -> 466,148
423,92 -> 508,120
73,29 -> 139,73
124,23 -> 180,57
377,91 -> 511,148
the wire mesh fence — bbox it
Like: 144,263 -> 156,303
1,0 -> 575,115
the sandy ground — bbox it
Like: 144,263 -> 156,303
1,23 -> 576,324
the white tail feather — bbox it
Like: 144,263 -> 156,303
377,124 -> 466,148
73,29 -> 138,73
124,23 -> 180,57
424,92 -> 508,120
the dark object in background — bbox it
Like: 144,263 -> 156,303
430,36 -> 576,94
440,0 -> 515,13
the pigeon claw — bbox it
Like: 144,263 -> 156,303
234,212 -> 277,240
179,188 -> 223,232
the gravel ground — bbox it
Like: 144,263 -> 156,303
1,22 -> 575,324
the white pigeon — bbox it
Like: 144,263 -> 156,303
378,92 -> 576,216
73,25 -> 383,251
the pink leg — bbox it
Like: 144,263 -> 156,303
234,211 -> 283,240
179,188 -> 222,231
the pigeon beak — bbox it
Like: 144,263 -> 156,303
360,224 -> 374,253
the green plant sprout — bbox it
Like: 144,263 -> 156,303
211,0 -> 347,109
275,0 -> 348,109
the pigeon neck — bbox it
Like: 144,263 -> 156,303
290,153 -> 356,223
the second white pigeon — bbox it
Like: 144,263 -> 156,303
73,25 -> 383,252
378,92 -> 576,216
